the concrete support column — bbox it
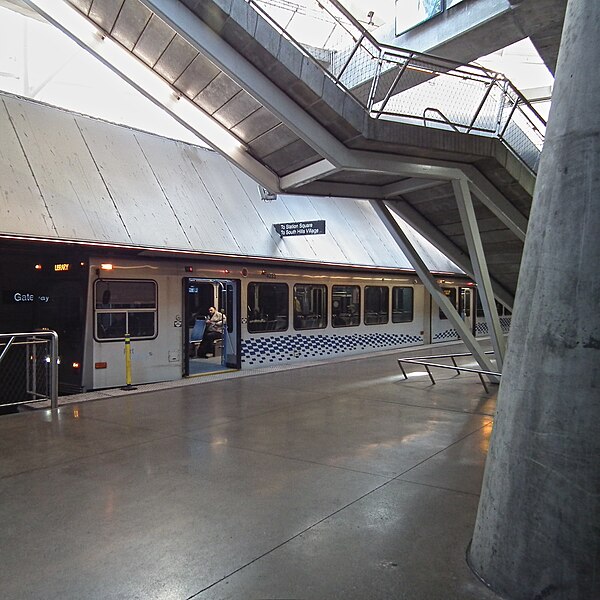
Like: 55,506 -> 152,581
469,1 -> 600,599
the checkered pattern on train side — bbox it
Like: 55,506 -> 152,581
433,328 -> 459,342
475,317 -> 512,336
241,331 -> 423,366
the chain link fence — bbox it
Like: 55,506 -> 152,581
0,332 -> 59,411
247,0 -> 545,173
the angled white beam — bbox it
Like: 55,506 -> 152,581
280,159 -> 339,190
24,0 -> 280,191
453,178 -> 506,369
462,165 -> 529,241
386,200 -> 515,310
381,178 -> 444,198
347,149 -> 464,180
371,199 -> 498,377
297,181 -> 384,198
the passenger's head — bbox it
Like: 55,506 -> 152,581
208,306 -> 216,316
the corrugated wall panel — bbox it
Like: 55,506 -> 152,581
356,200 -> 420,267
76,117 -> 193,249
236,176 -> 321,261
134,135 -> 243,253
335,198 -> 407,268
0,93 -> 461,274
0,99 -> 59,237
276,194 -> 348,263
188,156 -> 286,258
4,97 -> 131,243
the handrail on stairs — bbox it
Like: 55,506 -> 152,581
245,0 -> 546,174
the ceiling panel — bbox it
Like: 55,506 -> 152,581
132,13 -> 174,67
111,0 -> 151,51
154,34 -> 198,83
231,107 -> 281,143
89,0 -> 122,32
194,73 -> 243,114
174,54 -> 221,99
212,91 -> 262,129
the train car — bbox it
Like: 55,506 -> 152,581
0,239 -> 506,394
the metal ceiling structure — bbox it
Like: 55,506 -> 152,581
18,0 -> 557,372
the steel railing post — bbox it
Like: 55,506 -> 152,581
50,331 -> 59,409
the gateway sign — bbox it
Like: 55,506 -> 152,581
274,220 -> 326,237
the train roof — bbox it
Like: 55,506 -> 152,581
0,92 -> 461,275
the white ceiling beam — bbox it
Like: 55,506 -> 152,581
297,181 -> 383,198
381,178 -> 445,198
280,159 -> 339,190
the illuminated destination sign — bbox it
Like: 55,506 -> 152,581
274,220 -> 326,237
54,263 -> 71,272
2,291 -> 50,304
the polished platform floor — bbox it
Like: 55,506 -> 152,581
0,343 -> 503,599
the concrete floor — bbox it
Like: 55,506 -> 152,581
0,345 -> 503,599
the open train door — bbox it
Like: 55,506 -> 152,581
184,278 -> 240,375
459,286 -> 475,335
220,280 -> 241,369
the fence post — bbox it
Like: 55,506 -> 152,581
50,330 -> 59,409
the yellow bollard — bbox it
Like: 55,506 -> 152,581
121,333 -> 137,391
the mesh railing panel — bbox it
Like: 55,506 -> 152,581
0,336 -> 54,408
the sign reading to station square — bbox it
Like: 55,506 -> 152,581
274,220 -> 326,237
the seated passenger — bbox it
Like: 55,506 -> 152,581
196,306 -> 226,358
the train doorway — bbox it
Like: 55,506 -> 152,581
183,278 -> 240,376
459,287 -> 475,334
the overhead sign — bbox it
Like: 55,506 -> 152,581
274,220 -> 326,237
3,291 -> 50,304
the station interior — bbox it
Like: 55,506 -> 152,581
1,1 -> 597,599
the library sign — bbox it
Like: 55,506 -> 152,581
274,220 -> 326,237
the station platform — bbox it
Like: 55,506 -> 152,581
0,342 -> 502,599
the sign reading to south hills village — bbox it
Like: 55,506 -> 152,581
274,220 -> 326,237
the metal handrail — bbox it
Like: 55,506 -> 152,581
246,0 -> 546,174
423,108 -> 462,133
398,351 -> 501,393
0,331 -> 59,409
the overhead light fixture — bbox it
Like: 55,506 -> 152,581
259,185 -> 277,202
23,0 -> 245,155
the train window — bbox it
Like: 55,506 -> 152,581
94,279 -> 157,341
476,297 -> 512,318
439,287 -> 457,320
476,294 -> 485,318
332,285 -> 360,327
293,284 -> 327,330
95,280 -> 155,309
247,282 -> 288,333
364,286 -> 389,325
392,286 -> 414,323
